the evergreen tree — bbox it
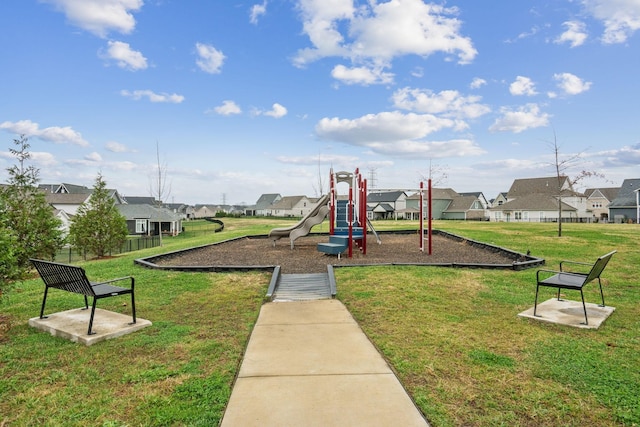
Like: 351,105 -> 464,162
69,174 -> 128,258
0,210 -> 19,290
0,135 -> 64,278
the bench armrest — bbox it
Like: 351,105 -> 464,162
559,259 -> 591,273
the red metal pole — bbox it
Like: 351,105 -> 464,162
419,181 -> 424,252
428,178 -> 432,255
362,176 -> 367,255
348,187 -> 353,258
329,169 -> 335,234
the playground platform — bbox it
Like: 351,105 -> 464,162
220,299 -> 429,426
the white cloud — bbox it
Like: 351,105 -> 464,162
0,119 -> 89,146
105,141 -> 134,152
276,153 -> 360,165
581,0 -> 640,44
509,76 -> 538,96
294,0 -> 476,83
85,152 -> 102,162
212,100 -> 242,116
250,1 -> 267,24
392,88 -> 491,120
555,20 -> 588,47
599,142 -> 640,166
489,103 -> 550,133
42,0 -> 143,38
553,72 -> 592,95
331,64 -> 394,85
30,151 -> 58,167
313,110 -> 485,159
120,89 -> 185,103
262,103 -> 288,118
195,43 -> 225,74
101,40 -> 148,70
470,77 -> 487,89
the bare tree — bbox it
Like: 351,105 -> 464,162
419,159 -> 448,187
149,141 -> 171,208
548,132 -> 604,237
311,152 -> 326,197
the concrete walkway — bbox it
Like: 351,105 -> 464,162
220,299 -> 429,426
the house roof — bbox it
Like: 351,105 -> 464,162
490,193 -> 577,211
255,193 -> 281,209
507,176 -> 581,198
444,195 -> 480,212
431,188 -> 459,199
117,204 -> 182,221
370,203 -> 395,213
269,196 -> 307,210
608,178 -> 640,208
125,196 -> 158,205
45,192 -> 92,204
584,187 -> 620,201
459,191 -> 484,198
367,191 -> 406,203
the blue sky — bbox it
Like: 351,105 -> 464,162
1,0 -> 639,206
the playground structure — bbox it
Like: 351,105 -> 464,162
268,168 -> 433,258
316,169 -> 369,258
269,194 -> 330,249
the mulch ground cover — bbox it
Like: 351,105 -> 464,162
155,232 -> 521,274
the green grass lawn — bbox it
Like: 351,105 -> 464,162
1,219 -> 638,426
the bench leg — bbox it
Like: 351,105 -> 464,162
597,278 -> 605,307
87,298 -> 98,335
129,290 -> 137,325
40,287 -> 50,319
533,284 -> 540,317
81,295 -> 89,310
580,290 -> 588,325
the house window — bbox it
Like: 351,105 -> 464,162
135,219 -> 146,234
494,212 -> 502,221
515,212 -> 522,220
523,211 -> 529,221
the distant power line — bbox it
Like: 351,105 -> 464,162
368,167 -> 378,189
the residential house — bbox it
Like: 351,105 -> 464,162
268,196 -> 315,217
165,203 -> 195,220
246,193 -> 282,216
53,208 -> 71,237
193,205 -> 220,219
367,191 -> 407,219
405,188 -> 487,220
490,192 -> 508,208
442,194 -> 487,220
584,187 -> 620,222
459,192 -> 490,209
117,204 -> 183,236
489,176 -> 588,222
43,183 -> 125,216
608,178 -> 640,223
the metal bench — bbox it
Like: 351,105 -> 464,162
30,259 -> 136,335
534,250 -> 616,325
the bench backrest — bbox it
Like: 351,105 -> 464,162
30,259 -> 95,297
584,250 -> 616,284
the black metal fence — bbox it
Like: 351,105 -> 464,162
54,236 -> 161,263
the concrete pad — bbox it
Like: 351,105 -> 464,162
222,374 -> 428,427
221,300 -> 429,426
518,298 -> 615,329
29,308 -> 152,346
258,300 -> 355,325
